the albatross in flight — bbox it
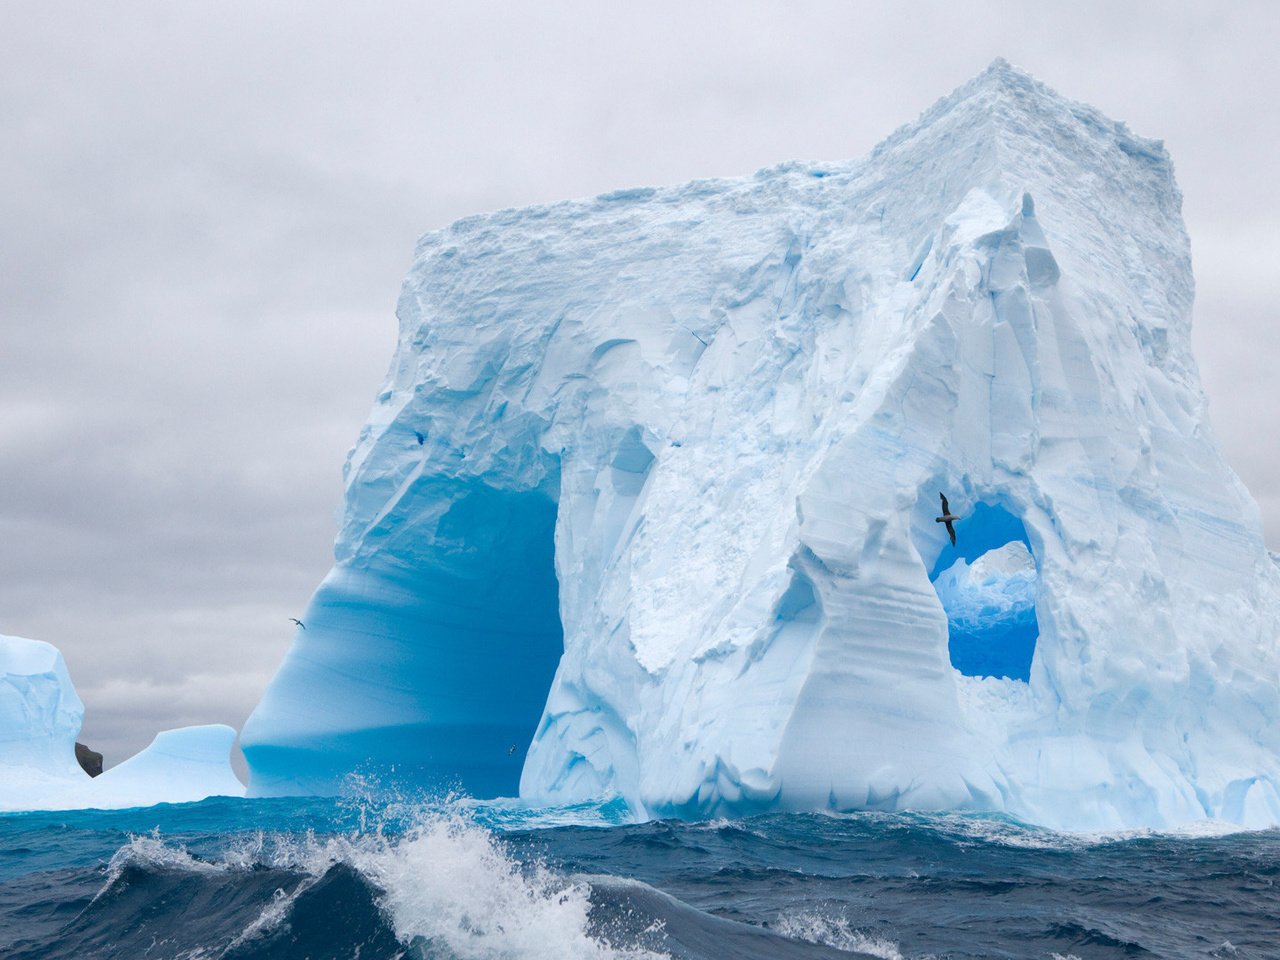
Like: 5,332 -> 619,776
289,618 -> 306,630
936,493 -> 960,546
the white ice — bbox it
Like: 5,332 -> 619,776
242,60 -> 1280,831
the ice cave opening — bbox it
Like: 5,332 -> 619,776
927,503 -> 1039,682
411,482 -> 565,796
241,477 -> 566,799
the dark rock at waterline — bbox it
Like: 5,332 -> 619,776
75,743 -> 102,778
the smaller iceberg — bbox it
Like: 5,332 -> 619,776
933,542 -> 1039,681
0,634 -> 245,811
0,634 -> 83,771
82,726 -> 245,810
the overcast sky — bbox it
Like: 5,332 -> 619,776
3,1 -> 1278,771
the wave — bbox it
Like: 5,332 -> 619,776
62,811 -> 663,960
813,807 -> 1279,851
582,875 -> 894,959
7,804 -> 892,960
343,810 -> 665,959
770,909 -> 908,960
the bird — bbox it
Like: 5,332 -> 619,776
507,744 -> 517,756
935,493 -> 960,547
289,618 -> 306,630
414,431 -> 425,445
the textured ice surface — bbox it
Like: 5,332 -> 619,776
0,634 -> 244,811
243,60 -> 1280,830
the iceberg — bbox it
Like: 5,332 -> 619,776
242,60 -> 1280,831
81,725 -> 246,810
0,634 -> 244,811
0,634 -> 87,808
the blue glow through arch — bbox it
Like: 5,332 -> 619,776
929,503 -> 1039,682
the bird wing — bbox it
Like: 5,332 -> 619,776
939,492 -> 949,514
945,520 -> 956,546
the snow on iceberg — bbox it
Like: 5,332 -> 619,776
0,634 -> 244,811
242,60 -> 1280,831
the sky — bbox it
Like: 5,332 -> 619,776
2,1 -> 1279,771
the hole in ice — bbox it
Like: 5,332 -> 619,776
934,543 -> 1038,681
776,569 -> 819,623
927,502 -> 1031,580
927,503 -> 1039,682
281,482 -> 564,798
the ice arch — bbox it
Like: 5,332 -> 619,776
242,477 -> 564,798
928,503 -> 1040,682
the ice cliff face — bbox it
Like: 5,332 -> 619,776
242,61 -> 1280,830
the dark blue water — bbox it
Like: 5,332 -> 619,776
2,796 -> 1276,959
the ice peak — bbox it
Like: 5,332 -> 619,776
941,57 -> 1074,116
852,57 -> 1178,269
973,56 -> 1036,90
886,57 -> 1165,171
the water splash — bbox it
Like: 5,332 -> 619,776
772,909 -> 908,960
90,802 -> 668,960
348,810 -> 666,959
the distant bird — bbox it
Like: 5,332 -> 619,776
507,744 -> 517,756
414,431 -> 425,445
935,493 -> 960,547
289,618 -> 306,630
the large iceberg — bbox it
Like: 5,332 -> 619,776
0,634 -> 245,811
242,61 -> 1280,831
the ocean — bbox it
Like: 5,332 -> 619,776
1,795 -> 1275,959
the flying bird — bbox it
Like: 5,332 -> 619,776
289,618 -> 306,630
507,744 -> 517,756
935,493 -> 960,547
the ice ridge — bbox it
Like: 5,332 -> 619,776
242,61 -> 1280,831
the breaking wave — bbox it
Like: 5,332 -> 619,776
26,808 -> 667,960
